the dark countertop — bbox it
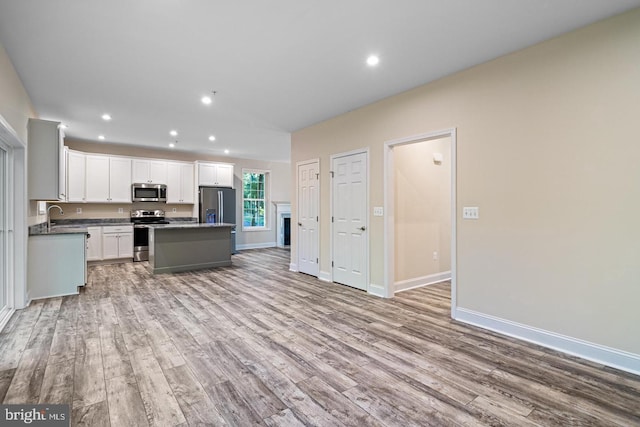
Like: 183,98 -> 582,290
149,223 -> 236,230
30,226 -> 89,236
29,217 -> 198,236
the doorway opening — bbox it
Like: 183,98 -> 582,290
384,128 -> 457,318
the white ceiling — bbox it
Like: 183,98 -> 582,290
1,1 -> 638,162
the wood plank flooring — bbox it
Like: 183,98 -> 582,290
1,248 -> 639,426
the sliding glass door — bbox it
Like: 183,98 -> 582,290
0,143 -> 7,320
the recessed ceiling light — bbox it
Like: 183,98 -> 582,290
208,135 -> 216,142
101,114 -> 112,121
366,55 -> 380,67
201,95 -> 212,105
169,143 -> 175,148
224,149 -> 229,154
170,130 -> 178,137
98,135 -> 105,140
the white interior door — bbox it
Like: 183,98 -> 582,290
332,152 -> 368,290
297,160 -> 319,276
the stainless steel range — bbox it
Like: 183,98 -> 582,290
131,209 -> 170,262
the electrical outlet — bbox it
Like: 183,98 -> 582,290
172,208 -> 177,213
373,207 -> 384,216
462,207 -> 479,219
76,208 -> 82,214
433,251 -> 438,260
118,208 -> 123,214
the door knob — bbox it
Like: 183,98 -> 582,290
359,226 -> 366,231
298,222 -> 302,226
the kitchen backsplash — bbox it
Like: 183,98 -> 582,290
48,202 -> 195,220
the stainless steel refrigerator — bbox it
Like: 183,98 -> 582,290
199,186 -> 237,253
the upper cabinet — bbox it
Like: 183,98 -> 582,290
28,118 -> 66,200
132,159 -> 167,184
198,162 -> 234,188
60,149 -> 234,204
166,162 -> 195,204
85,155 -> 132,203
67,150 -> 86,202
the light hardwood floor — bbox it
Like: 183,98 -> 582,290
1,248 -> 639,426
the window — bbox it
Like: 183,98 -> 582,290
242,170 -> 269,229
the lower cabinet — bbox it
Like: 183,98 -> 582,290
102,226 -> 134,260
86,226 -> 102,261
28,233 -> 86,299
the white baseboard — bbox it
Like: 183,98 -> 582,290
289,263 -> 298,272
394,271 -> 451,293
368,283 -> 388,298
236,241 -> 276,250
0,308 -> 16,332
318,271 -> 331,282
456,307 -> 640,376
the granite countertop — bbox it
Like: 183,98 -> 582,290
29,222 -> 129,236
29,217 -> 198,236
30,226 -> 89,236
149,223 -> 236,230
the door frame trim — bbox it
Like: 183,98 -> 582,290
384,128 -> 457,318
329,148 -> 370,291
293,158 -> 320,275
0,114 -> 28,328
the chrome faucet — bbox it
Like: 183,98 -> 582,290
47,204 -> 64,230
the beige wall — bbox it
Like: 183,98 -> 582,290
394,137 -> 450,282
291,10 -> 640,354
0,41 -> 34,143
0,41 -> 46,227
60,140 -> 291,248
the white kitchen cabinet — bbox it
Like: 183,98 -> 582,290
28,118 -> 66,200
85,155 -> 132,203
67,149 -> 86,202
167,162 -> 195,203
28,233 -> 86,299
118,232 -> 134,258
102,225 -> 133,259
198,162 -> 234,188
109,158 -> 133,202
132,159 -> 167,184
102,233 -> 119,259
86,226 -> 102,261
85,155 -> 110,202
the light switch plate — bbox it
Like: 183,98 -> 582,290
37,201 -> 46,215
463,206 -> 479,219
373,207 -> 384,216
76,208 -> 82,214
118,208 -> 123,214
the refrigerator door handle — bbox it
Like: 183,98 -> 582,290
199,189 -> 204,222
219,192 -> 223,224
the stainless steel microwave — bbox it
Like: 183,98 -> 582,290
132,183 -> 167,202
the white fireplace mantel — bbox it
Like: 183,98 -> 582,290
273,202 -> 291,247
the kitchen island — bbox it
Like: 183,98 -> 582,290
148,223 -> 235,274
28,226 -> 88,299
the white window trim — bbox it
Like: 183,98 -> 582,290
241,168 -> 271,232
